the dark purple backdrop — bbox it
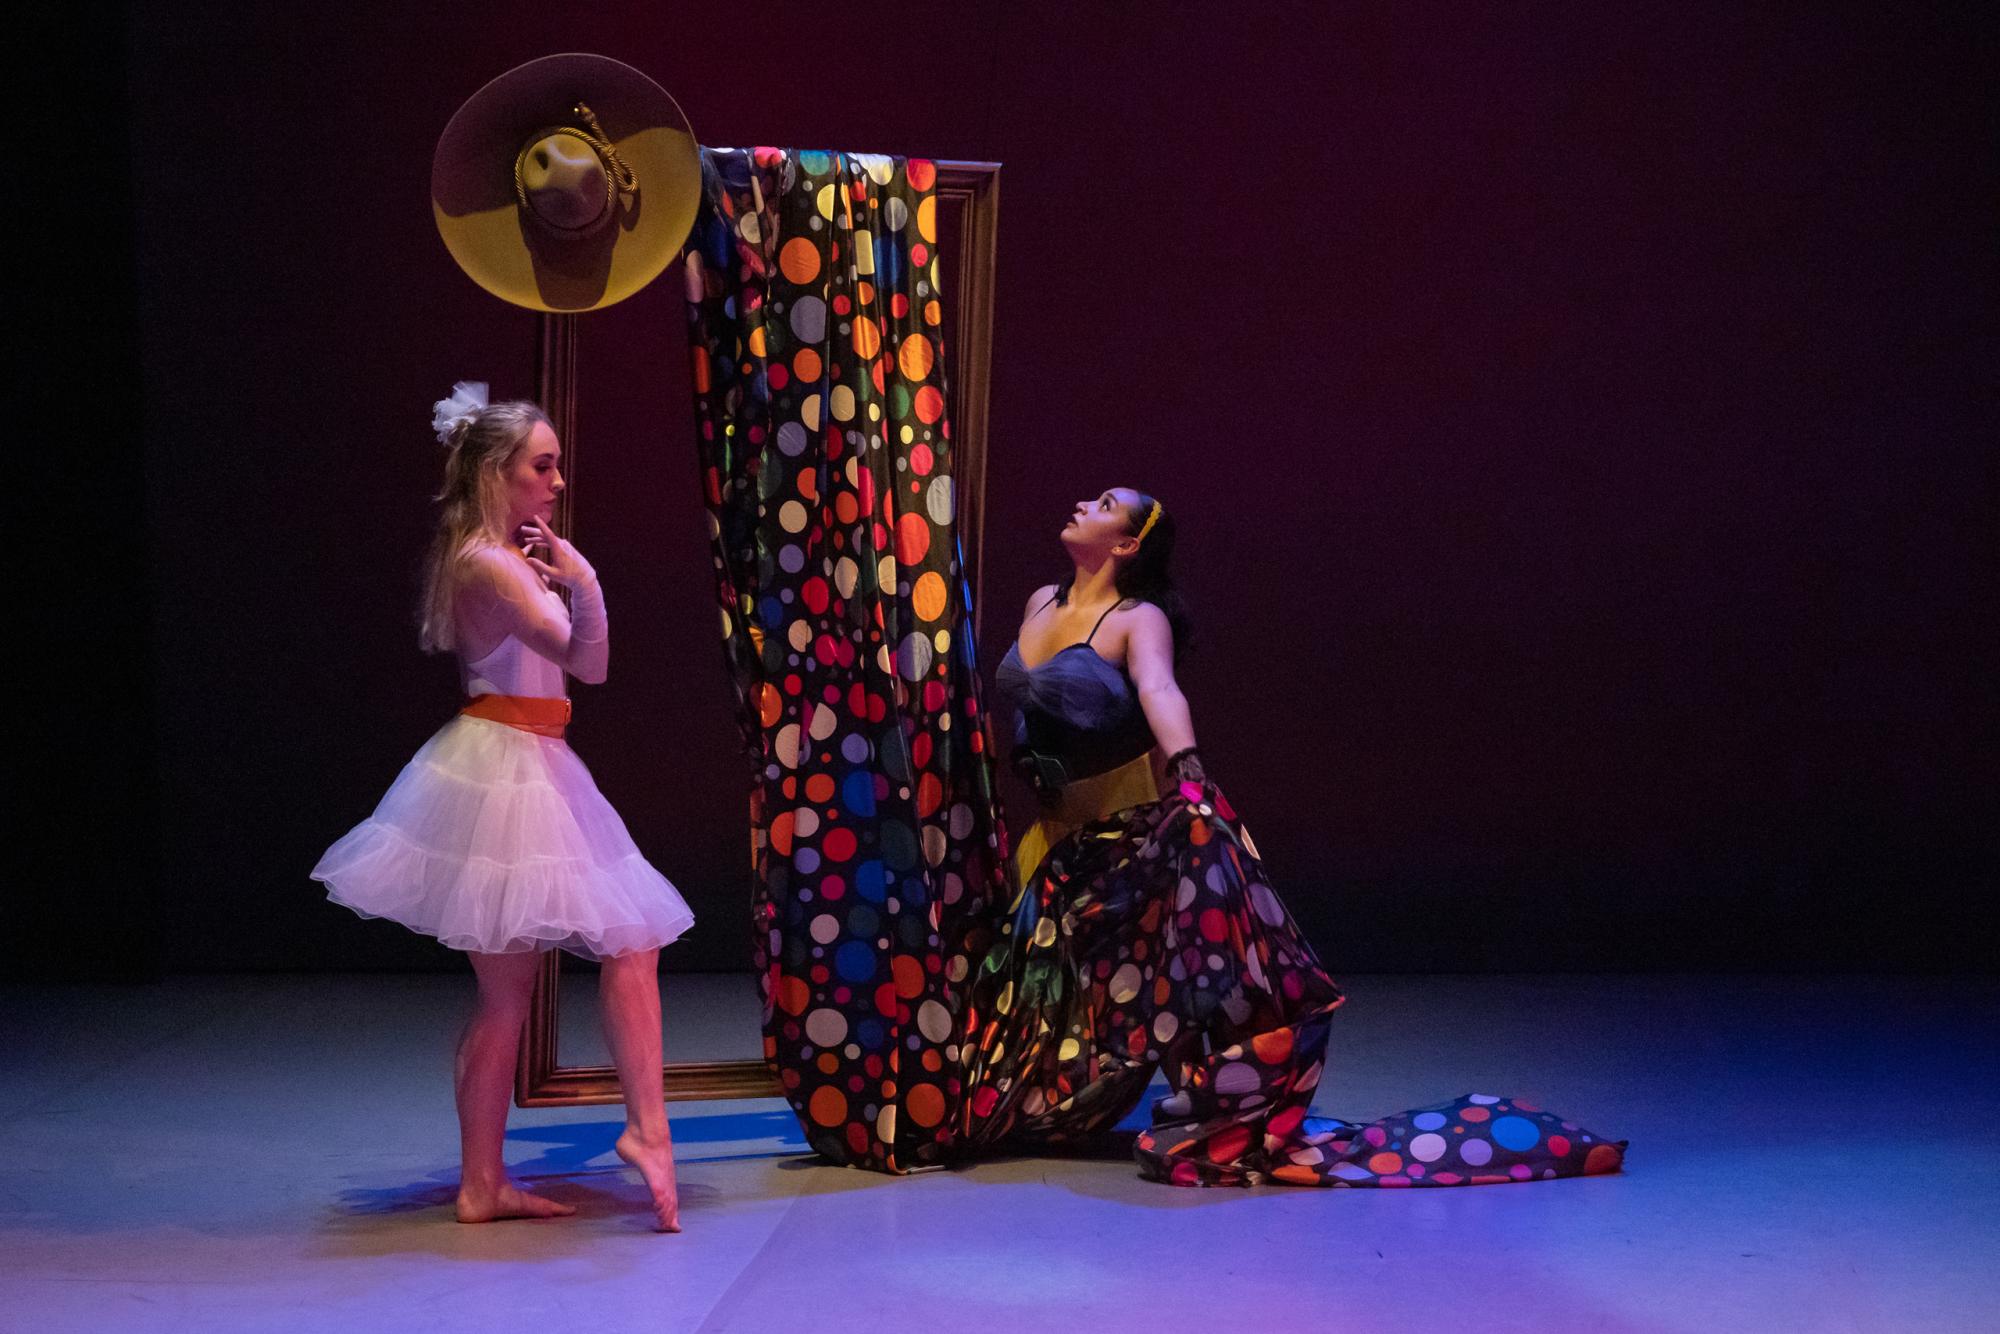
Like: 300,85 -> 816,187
34,3 -> 1991,978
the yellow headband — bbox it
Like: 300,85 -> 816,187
1134,500 -> 1164,545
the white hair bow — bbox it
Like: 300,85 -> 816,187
431,381 -> 490,443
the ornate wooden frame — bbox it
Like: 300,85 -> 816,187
516,159 -> 1001,1106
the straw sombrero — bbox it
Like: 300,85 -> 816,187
431,53 -> 700,313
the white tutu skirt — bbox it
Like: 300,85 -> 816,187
312,714 -> 695,959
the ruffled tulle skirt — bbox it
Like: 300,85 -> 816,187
312,714 -> 694,959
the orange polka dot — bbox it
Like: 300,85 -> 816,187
923,299 -> 941,326
809,1085 -> 848,1127
779,237 -> 820,284
907,160 -> 936,191
916,772 -> 943,819
834,492 -> 859,525
794,347 -> 823,383
754,681 -> 782,728
906,1083 -> 944,1128
916,196 -> 936,243
816,1052 -> 840,1075
1188,818 -> 1212,846
1271,1164 -> 1321,1186
852,318 -> 881,360
748,326 -> 767,358
691,346 -> 712,393
805,774 -> 836,804
892,954 -> 925,999
913,385 -> 944,424
921,1049 -> 942,1071
769,811 -> 795,857
898,334 -> 935,382
1585,1144 -> 1623,1175
912,570 -> 947,621
776,975 -> 810,1016
1251,1029 -> 1294,1065
895,513 -> 931,564
1368,1152 -> 1403,1174
1460,1106 -> 1490,1123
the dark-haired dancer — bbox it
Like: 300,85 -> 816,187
961,488 -> 1626,1186
313,383 -> 692,1229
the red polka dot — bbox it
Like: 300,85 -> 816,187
1207,1125 -> 1252,1164
1584,1144 -> 1623,1175
896,513 -> 931,563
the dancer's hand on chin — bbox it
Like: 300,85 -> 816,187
520,515 -> 597,589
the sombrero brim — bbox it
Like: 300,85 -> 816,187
431,53 -> 700,313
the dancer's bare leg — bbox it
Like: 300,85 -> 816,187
600,948 -> 681,1231
455,950 -> 576,1223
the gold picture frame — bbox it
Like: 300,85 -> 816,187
516,159 -> 1001,1106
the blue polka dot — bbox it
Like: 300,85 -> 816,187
1491,1116 -> 1541,1152
1413,1112 -> 1447,1131
842,770 -> 878,817
835,940 -> 876,983
854,860 -> 888,903
856,1018 -> 884,1048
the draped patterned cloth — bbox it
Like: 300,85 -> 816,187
683,148 -> 1011,1172
960,778 -> 1628,1186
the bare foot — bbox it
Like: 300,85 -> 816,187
615,1128 -> 682,1232
454,1181 -> 577,1224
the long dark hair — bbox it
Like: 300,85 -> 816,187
1055,490 -> 1194,661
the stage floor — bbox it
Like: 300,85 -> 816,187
2,973 -> 1994,1332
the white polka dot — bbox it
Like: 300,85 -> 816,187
917,999 -> 952,1043
804,1008 -> 847,1047
1108,964 -> 1142,1003
1409,1133 -> 1448,1163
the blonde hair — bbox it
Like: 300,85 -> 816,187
418,400 -> 551,653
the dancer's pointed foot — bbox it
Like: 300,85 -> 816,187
454,1180 -> 577,1223
615,1127 -> 682,1232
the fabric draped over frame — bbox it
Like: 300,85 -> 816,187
683,148 -> 1011,1172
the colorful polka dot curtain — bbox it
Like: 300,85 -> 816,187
682,148 -> 1011,1172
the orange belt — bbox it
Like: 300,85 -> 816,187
461,694 -> 571,738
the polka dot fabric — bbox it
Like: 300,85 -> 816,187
684,148 -> 1010,1173
959,779 -> 1627,1186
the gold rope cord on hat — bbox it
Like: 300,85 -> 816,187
511,101 -> 639,227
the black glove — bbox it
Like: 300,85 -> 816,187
1164,746 -> 1207,786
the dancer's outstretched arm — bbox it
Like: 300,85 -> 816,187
1126,602 -> 1196,758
